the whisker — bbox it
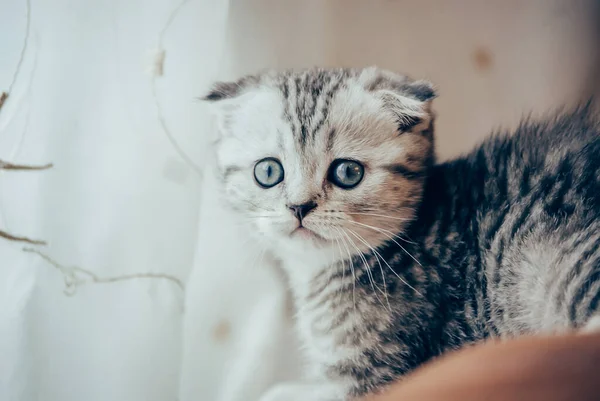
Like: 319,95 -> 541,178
346,219 -> 416,245
245,242 -> 267,271
346,212 -> 410,222
314,229 -> 340,295
228,195 -> 277,213
346,229 -> 392,311
243,215 -> 284,219
346,227 -> 422,297
329,233 -> 338,267
347,220 -> 422,265
354,207 -> 415,216
334,227 -> 357,310
332,236 -> 346,296
339,228 -> 386,307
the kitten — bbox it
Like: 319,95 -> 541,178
203,67 -> 600,401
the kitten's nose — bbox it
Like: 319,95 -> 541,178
288,201 -> 317,221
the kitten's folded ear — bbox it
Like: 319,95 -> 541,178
201,74 -> 260,136
202,74 -> 260,102
202,81 -> 244,101
358,67 -> 436,134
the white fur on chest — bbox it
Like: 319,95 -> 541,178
283,258 -> 368,376
297,301 -> 362,373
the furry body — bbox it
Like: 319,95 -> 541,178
204,68 -> 600,400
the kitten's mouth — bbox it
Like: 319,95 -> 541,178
290,226 -> 326,242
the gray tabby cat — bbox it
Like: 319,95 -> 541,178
204,67 -> 600,401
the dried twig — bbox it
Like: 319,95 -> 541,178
0,92 -> 7,110
0,159 -> 53,170
0,160 -> 52,245
0,0 -> 32,114
151,0 -> 203,179
0,229 -> 45,245
23,247 -> 185,296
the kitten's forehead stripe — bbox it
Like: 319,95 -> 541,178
295,75 -> 309,147
326,128 -> 337,152
285,76 -> 299,145
281,78 -> 293,131
278,69 -> 349,153
312,75 -> 345,144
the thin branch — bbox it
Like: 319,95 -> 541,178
0,0 -> 32,114
0,160 -> 53,170
23,247 -> 185,296
0,35 -> 40,230
7,0 -> 32,95
0,92 -> 7,110
0,159 -> 51,238
151,0 -> 203,179
0,229 -> 45,245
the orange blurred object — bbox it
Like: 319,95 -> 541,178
364,332 -> 600,401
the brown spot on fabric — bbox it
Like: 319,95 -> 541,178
212,320 -> 232,342
473,47 -> 493,72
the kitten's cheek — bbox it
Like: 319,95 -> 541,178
254,219 -> 270,236
254,219 -> 282,240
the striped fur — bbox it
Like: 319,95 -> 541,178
204,67 -> 600,400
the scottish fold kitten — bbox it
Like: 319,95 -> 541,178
204,67 -> 600,400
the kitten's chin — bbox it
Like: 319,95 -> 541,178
269,232 -> 338,266
249,223 -> 339,265
290,226 -> 328,244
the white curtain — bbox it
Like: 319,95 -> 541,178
1,1 -> 598,401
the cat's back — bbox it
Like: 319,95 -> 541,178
511,103 -> 598,157
468,103 -> 600,214
470,103 -> 600,335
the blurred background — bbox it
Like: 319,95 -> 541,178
0,1 -> 599,400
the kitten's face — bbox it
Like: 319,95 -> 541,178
205,68 -> 435,264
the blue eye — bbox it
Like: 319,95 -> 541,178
329,159 -> 364,189
254,158 -> 284,188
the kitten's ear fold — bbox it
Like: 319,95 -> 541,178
202,81 -> 245,101
201,75 -> 259,136
359,67 -> 436,134
202,74 -> 260,102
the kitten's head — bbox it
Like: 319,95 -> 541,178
204,67 -> 436,264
